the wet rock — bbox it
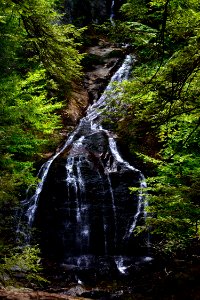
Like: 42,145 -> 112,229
33,124 -> 142,261
64,0 -> 113,25
83,42 -> 125,102
65,285 -> 86,297
63,40 -> 125,130
64,0 -> 125,26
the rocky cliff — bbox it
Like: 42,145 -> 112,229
62,39 -> 125,134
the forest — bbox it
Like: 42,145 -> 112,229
0,0 -> 199,298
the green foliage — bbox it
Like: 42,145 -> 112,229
0,67 -> 62,161
0,0 -> 85,87
94,19 -> 157,52
0,0 -> 85,252
0,67 -> 63,247
0,245 -> 47,286
134,157 -> 200,253
108,0 -> 200,254
120,0 -> 149,22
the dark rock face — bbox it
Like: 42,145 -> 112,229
64,0 -> 124,25
64,0 -> 111,25
34,125 -> 142,262
83,41 -> 125,102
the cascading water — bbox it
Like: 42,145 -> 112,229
17,54 -> 149,272
124,175 -> 147,240
110,0 -> 115,25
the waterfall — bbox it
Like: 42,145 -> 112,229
16,124 -> 84,243
17,54 -> 148,264
124,175 -> 147,240
110,0 -> 115,25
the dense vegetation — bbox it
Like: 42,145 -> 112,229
0,0 -> 84,281
0,0 -> 199,286
104,0 -> 200,254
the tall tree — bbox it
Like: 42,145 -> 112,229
2,0 -> 84,86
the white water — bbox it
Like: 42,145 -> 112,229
108,137 -> 140,173
86,55 -> 134,121
17,124 -> 84,243
115,257 -> 127,274
110,0 -> 115,25
124,175 -> 147,240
